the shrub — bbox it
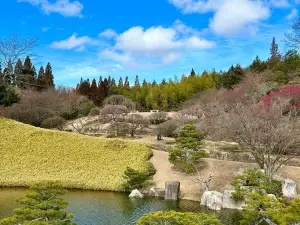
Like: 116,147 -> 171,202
0,84 -> 20,107
88,107 -> 101,116
136,211 -> 224,225
41,116 -> 66,130
157,119 -> 181,137
4,89 -> 94,126
122,166 -> 153,191
231,168 -> 282,201
149,111 -> 167,124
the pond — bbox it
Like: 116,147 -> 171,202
0,189 -> 242,225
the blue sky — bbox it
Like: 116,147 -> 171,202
1,0 -> 299,87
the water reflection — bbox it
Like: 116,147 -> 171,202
0,189 -> 241,225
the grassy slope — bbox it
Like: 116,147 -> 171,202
0,118 -> 152,190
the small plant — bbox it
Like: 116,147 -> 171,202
122,166 -> 154,191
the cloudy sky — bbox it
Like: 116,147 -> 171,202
2,0 -> 299,86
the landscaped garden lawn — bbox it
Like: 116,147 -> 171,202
0,118 -> 152,190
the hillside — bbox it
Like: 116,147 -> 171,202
0,118 -> 152,190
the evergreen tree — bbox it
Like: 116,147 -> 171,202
37,66 -> 46,91
134,75 -> 140,87
169,124 -> 207,173
161,78 -> 167,85
124,76 -> 130,89
152,80 -> 157,86
22,56 -> 35,88
99,76 -> 103,83
222,64 -> 245,89
3,61 -> 13,85
14,59 -> 23,87
250,56 -> 267,73
270,37 -> 281,60
44,62 -> 55,88
0,181 -> 75,225
0,64 -> 3,84
118,77 -> 123,88
190,68 -> 196,77
89,78 -> 98,103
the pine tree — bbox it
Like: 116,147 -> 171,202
3,61 -> 13,85
0,181 -> 75,224
89,78 -> 98,102
124,76 -> 130,89
161,78 -> 167,85
14,59 -> 23,87
118,77 -> 123,88
190,68 -> 196,77
37,66 -> 46,91
169,124 -> 207,173
44,62 -> 54,88
22,56 -> 35,88
134,75 -> 140,87
222,64 -> 245,89
0,64 -> 3,84
99,76 -> 103,83
270,37 -> 281,60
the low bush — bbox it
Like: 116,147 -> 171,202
88,107 -> 101,116
41,116 -> 66,130
149,112 -> 167,124
157,119 -> 181,137
136,211 -> 224,225
122,166 -> 154,191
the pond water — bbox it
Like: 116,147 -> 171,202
0,189 -> 242,225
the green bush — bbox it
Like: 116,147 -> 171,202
231,168 -> 282,201
0,85 -> 20,107
41,116 -> 66,130
136,211 -> 224,225
122,166 -> 154,191
88,107 -> 101,116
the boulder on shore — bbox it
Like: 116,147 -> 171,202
200,191 -> 223,211
282,179 -> 297,198
222,190 -> 245,210
129,189 -> 143,198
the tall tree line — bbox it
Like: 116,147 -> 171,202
0,56 -> 55,91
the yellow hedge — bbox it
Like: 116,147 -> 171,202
0,118 -> 152,190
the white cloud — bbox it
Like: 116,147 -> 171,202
18,0 -> 83,17
270,0 -> 290,8
169,0 -> 272,37
286,8 -> 298,20
99,21 -> 214,65
50,33 -> 99,51
209,0 -> 270,37
168,0 -> 221,13
98,29 -> 118,39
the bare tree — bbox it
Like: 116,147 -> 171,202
100,104 -> 128,136
127,114 -> 149,137
0,34 -> 39,66
191,89 -> 300,181
285,17 -> 300,50
103,95 -> 136,111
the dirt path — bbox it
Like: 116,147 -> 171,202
150,150 -> 300,201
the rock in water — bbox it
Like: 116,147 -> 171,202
283,179 -> 297,197
129,189 -> 143,198
222,190 -> 245,210
201,191 -> 223,211
164,181 -> 180,200
148,187 -> 159,197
